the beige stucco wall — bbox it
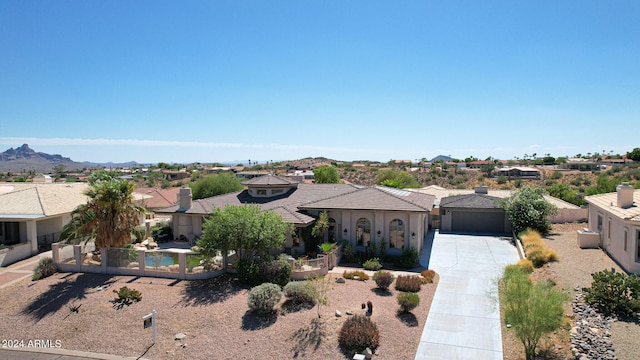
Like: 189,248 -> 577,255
552,207 -> 588,223
172,213 -> 204,241
588,204 -> 640,274
331,210 -> 427,254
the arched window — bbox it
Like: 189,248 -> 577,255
389,219 -> 404,249
328,218 -> 336,242
356,218 -> 371,246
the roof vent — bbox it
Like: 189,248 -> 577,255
617,182 -> 634,209
474,186 -> 488,194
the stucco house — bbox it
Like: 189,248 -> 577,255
156,175 -> 435,256
0,182 -> 89,266
439,188 -> 512,234
584,183 -> 640,274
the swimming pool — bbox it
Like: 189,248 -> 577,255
145,253 -> 178,268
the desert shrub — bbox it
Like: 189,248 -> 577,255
341,242 -> 358,264
363,258 -> 382,271
112,286 -> 142,305
395,275 -> 422,292
247,283 -> 282,313
397,292 -> 420,313
420,269 -> 436,283
283,281 -> 316,306
338,315 -> 380,354
259,259 -> 292,287
520,228 -> 559,267
497,175 -> 508,184
237,259 -> 292,287
517,259 -> 535,274
551,170 -> 563,180
372,271 -> 394,290
582,268 -> 640,318
236,258 -> 261,285
32,257 -> 57,281
394,247 -> 419,269
502,264 -> 567,359
343,270 -> 369,281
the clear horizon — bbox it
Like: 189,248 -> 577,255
1,1 -> 638,164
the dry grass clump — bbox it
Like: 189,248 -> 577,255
343,270 -> 370,281
517,258 -> 535,273
420,269 -> 436,284
520,229 -> 558,267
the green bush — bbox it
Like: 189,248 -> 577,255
497,175 -> 508,184
343,270 -> 369,281
237,259 -> 292,287
372,271 -> 394,290
236,258 -> 261,285
395,275 -> 422,292
283,281 -> 316,306
341,242 -> 357,264
259,260 -> 292,287
338,315 -> 380,354
247,283 -> 282,313
112,286 -> 142,305
32,257 -> 57,281
363,258 -> 382,271
583,268 -> 640,318
397,292 -> 420,313
394,247 -> 419,269
502,265 -> 567,360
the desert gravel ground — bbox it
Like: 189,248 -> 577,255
0,270 -> 437,360
502,223 -> 640,360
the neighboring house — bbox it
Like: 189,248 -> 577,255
585,183 -> 640,274
33,174 -> 53,183
0,182 -> 89,266
412,185 -> 587,227
134,187 -> 181,211
156,175 -> 435,256
561,158 -> 600,171
439,187 -> 512,234
495,166 -> 541,180
235,171 -> 272,180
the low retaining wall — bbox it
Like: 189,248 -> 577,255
52,243 -> 224,280
0,243 -> 33,267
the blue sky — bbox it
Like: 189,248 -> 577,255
1,1 -> 638,164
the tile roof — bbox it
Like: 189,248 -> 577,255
134,187 -> 180,209
440,194 -> 503,209
411,186 -> 579,210
156,183 -> 434,225
300,186 -> 435,212
156,183 -> 361,225
585,190 -> 640,222
0,183 -> 89,218
242,174 -> 299,186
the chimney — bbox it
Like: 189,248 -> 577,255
178,186 -> 192,211
474,186 -> 488,195
616,182 -> 634,208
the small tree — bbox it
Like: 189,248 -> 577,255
307,275 -> 332,318
627,148 -> 640,162
502,266 -> 567,360
313,165 -> 340,184
499,186 -> 557,235
197,205 -> 291,262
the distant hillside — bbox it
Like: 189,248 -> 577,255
0,144 -> 137,173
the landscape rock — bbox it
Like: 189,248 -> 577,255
571,288 -> 617,360
175,333 -> 187,340
335,310 -> 342,317
336,277 -> 345,284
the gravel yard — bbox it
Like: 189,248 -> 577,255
502,223 -> 640,360
0,270 -> 437,360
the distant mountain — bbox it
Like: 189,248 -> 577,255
430,155 -> 457,162
0,144 -> 138,173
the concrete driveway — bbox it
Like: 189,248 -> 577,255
415,232 -> 519,360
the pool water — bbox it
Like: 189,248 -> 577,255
145,254 -> 177,267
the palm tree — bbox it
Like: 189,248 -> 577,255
63,174 -> 145,248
